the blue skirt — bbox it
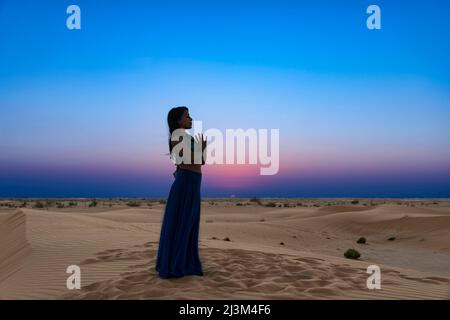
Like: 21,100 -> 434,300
155,168 -> 203,278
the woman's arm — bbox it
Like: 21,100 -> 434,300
193,134 -> 207,165
171,135 -> 197,165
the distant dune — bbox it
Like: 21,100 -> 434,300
0,199 -> 449,299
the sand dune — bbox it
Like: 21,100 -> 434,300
1,201 -> 449,299
65,244 -> 450,300
0,209 -> 31,284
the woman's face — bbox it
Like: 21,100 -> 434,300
178,110 -> 193,129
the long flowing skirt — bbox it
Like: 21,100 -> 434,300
155,168 -> 203,278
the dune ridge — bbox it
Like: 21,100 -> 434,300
0,209 -> 31,284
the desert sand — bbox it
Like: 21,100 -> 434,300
0,198 -> 449,299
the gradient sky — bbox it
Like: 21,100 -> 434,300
1,0 -> 450,197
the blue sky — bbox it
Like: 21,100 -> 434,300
1,0 -> 449,197
1,0 -> 450,80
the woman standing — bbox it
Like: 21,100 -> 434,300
155,106 -> 206,278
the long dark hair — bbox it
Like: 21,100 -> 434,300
167,106 -> 188,153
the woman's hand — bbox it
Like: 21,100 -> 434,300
195,133 -> 207,151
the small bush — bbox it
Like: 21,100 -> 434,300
265,202 -> 277,207
33,201 -> 44,209
357,237 -> 367,244
351,200 -> 359,205
223,237 -> 231,242
249,197 -> 262,205
89,200 -> 98,207
344,249 -> 361,259
388,237 -> 396,241
127,201 -> 141,207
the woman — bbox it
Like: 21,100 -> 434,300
155,106 -> 207,278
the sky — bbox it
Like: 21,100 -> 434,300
1,0 -> 450,198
